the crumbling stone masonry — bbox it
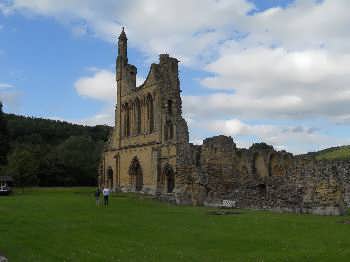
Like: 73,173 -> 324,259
100,29 -> 349,216
177,136 -> 349,216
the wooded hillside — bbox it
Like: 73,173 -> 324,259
0,110 -> 111,187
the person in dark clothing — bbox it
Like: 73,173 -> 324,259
95,188 -> 101,206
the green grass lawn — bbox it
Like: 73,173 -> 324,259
1,188 -> 350,262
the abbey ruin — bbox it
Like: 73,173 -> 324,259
100,29 -> 350,216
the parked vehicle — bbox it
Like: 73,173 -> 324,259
0,185 -> 11,196
0,176 -> 13,196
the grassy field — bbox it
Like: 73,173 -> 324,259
1,188 -> 350,262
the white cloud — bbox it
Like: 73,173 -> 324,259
243,0 -> 350,52
197,118 -> 350,154
136,76 -> 145,87
0,83 -> 21,111
74,67 -> 146,99
73,68 -> 145,125
192,47 -> 350,122
2,1 -> 350,63
74,69 -> 116,102
0,83 -> 13,89
76,108 -> 114,126
0,0 -> 254,65
3,0 -> 350,152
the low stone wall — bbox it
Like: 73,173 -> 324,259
175,135 -> 349,216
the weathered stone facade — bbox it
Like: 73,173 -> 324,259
100,28 -> 188,196
178,136 -> 348,216
100,29 -> 349,215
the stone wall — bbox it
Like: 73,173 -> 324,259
175,135 -> 349,216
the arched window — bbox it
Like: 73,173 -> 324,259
107,167 -> 113,189
146,94 -> 154,133
122,104 -> 128,137
107,167 -> 113,180
163,164 -> 175,193
169,122 -> 174,139
125,103 -> 131,136
134,98 -> 141,135
126,105 -> 131,136
164,120 -> 173,141
129,157 -> 143,191
167,100 -> 173,115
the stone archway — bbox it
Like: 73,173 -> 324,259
163,164 -> 175,193
129,157 -> 143,191
107,167 -> 113,188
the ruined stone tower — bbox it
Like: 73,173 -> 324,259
100,28 -> 190,195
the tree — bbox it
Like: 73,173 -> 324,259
0,101 -> 9,166
5,147 -> 40,191
54,136 -> 103,186
2,112 -> 110,186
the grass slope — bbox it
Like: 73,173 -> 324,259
314,145 -> 350,161
1,188 -> 350,261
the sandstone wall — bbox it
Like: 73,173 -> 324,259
177,135 -> 349,216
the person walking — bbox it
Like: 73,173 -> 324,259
103,187 -> 110,207
94,188 -> 101,206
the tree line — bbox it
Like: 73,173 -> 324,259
0,102 -> 111,187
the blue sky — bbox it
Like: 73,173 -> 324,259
1,0 -> 350,153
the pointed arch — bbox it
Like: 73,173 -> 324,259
107,166 -> 113,189
123,102 -> 131,137
167,99 -> 173,115
146,94 -> 154,133
129,157 -> 143,191
134,98 -> 141,135
164,120 -> 173,141
107,166 -> 113,179
163,164 -> 175,193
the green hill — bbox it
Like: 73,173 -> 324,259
1,113 -> 112,187
312,145 -> 350,161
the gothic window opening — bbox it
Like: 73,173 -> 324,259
129,157 -> 143,191
107,167 -> 113,188
163,164 -> 175,193
164,120 -> 173,141
127,105 -> 131,136
135,98 -> 141,135
124,103 -> 131,137
114,154 -> 120,187
167,100 -> 173,115
147,94 -> 154,133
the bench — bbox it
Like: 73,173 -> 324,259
221,200 -> 236,208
